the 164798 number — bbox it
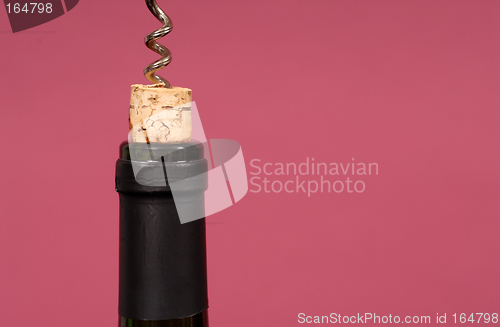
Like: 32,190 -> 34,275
452,313 -> 499,324
6,3 -> 53,14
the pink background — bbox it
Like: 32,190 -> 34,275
1,0 -> 499,326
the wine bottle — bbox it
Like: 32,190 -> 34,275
115,141 -> 209,327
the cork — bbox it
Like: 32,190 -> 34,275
129,84 -> 192,143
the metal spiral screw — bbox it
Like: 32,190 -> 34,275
144,0 -> 172,88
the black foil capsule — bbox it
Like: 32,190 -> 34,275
115,141 -> 209,325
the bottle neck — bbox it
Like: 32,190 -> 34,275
120,310 -> 208,327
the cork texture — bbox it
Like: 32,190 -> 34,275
129,84 -> 192,143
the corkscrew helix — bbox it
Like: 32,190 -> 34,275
144,0 -> 172,88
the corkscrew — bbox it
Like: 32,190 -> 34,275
144,0 -> 172,88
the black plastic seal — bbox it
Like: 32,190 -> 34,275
116,141 -> 209,321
